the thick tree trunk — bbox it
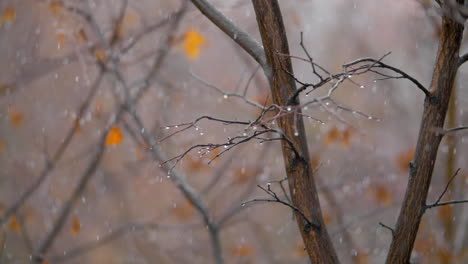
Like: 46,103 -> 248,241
251,1 -> 339,263
385,15 -> 463,264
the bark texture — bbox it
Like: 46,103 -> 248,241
385,15 -> 464,264
252,1 -> 339,263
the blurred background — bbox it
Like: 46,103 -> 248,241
0,0 -> 467,263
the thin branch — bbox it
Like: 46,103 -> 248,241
379,222 -> 395,239
241,184 -> 320,232
188,0 -> 267,69
459,53 -> 468,67
49,222 -> 159,263
425,169 -> 468,210
126,110 -> 224,264
190,71 -> 266,109
444,125 -> 468,134
0,71 -> 105,226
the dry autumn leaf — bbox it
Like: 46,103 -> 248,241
116,11 -> 140,39
368,184 -> 393,207
49,1 -> 64,15
293,240 -> 308,258
230,244 -> 255,257
323,126 -> 355,147
105,126 -> 124,146
8,215 -> 21,232
0,138 -> 6,152
172,201 -> 195,221
71,215 -> 81,235
0,7 -> 16,26
56,32 -> 67,48
395,148 -> 415,172
94,48 -> 108,63
76,28 -> 88,43
182,29 -> 206,59
9,107 -> 24,128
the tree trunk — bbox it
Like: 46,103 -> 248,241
385,15 -> 464,264
252,1 -> 339,263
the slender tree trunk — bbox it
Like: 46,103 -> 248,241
385,15 -> 464,264
251,1 -> 339,263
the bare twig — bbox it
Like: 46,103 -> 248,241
0,71 -> 105,226
49,222 -> 159,263
241,184 -> 320,232
379,222 -> 395,239
425,169 -> 468,210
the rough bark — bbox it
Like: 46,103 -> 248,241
385,15 -> 464,264
252,1 -> 339,263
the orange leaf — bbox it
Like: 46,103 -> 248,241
8,215 -> 21,232
49,1 -> 64,15
172,202 -> 195,221
230,244 -> 255,257
340,127 -> 355,147
56,33 -> 67,48
232,167 -> 253,184
72,118 -> 83,134
115,11 -> 140,39
370,185 -> 393,207
76,28 -> 88,43
9,107 -> 24,128
42,260 -> 51,264
323,212 -> 333,225
71,215 -> 81,235
0,7 -> 16,26
353,251 -> 370,264
323,126 -> 340,145
0,138 -> 6,152
182,29 -> 206,59
293,240 -> 308,258
105,126 -> 124,146
310,154 -> 320,170
395,148 -> 415,172
94,48 -> 107,63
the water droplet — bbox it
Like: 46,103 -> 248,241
223,94 -> 228,99
368,116 -> 372,120
287,106 -> 292,111
200,132 -> 204,136
359,85 -> 365,89
294,132 -> 299,136
165,127 -> 170,130
242,133 -> 247,136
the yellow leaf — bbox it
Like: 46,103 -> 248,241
94,48 -> 107,63
49,1 -> 64,15
105,126 -> 124,146
0,7 -> 16,26
8,215 -> 21,232
183,29 -> 206,59
9,107 -> 24,128
71,216 -> 81,235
